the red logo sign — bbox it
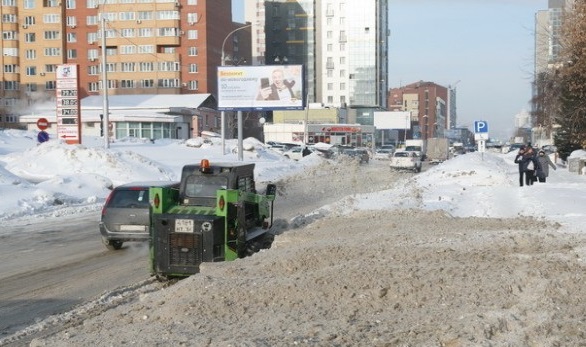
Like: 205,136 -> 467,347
36,118 -> 49,130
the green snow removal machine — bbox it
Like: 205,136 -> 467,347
149,159 -> 277,279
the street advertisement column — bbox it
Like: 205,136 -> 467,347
56,64 -> 81,144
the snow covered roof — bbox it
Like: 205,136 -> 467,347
23,94 -> 216,113
81,94 -> 215,110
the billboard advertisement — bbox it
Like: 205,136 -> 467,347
217,65 -> 304,111
373,111 -> 411,130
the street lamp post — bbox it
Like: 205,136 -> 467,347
220,23 -> 253,158
99,8 -> 110,149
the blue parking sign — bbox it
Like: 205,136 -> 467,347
474,121 -> 488,133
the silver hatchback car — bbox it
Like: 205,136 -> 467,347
99,181 -> 179,250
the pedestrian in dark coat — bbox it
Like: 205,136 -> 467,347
514,146 -> 527,186
514,146 -> 540,186
536,150 -> 557,182
523,146 -> 540,186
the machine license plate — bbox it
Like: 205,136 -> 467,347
175,219 -> 194,233
120,225 -> 147,232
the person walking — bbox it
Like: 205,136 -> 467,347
514,146 -> 527,186
536,150 -> 557,182
523,146 -> 540,186
514,146 -> 540,186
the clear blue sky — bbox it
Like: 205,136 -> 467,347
232,0 -> 548,141
388,0 -> 547,141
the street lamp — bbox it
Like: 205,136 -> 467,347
220,23 -> 253,159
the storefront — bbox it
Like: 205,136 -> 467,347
264,123 -> 375,147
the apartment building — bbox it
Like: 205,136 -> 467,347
388,81 -> 448,140
0,0 -> 251,128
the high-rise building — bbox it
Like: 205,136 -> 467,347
0,0 -> 250,127
535,0 -> 574,74
388,81 -> 448,140
261,0 -> 389,114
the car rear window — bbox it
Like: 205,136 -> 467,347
394,152 -> 409,157
107,189 -> 150,208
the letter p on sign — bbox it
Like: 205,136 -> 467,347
474,121 -> 488,133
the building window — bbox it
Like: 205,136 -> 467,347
67,49 -> 77,59
88,65 -> 99,75
26,66 -> 37,76
66,0 -> 75,9
25,33 -> 36,43
138,45 -> 155,54
159,61 -> 180,72
120,45 -> 136,54
4,81 -> 18,90
67,32 -> 76,42
120,80 -> 135,88
189,64 -> 198,73
188,80 -> 198,90
105,63 -> 116,72
187,30 -> 198,39
188,46 -> 198,56
138,28 -> 153,37
139,62 -> 154,72
141,79 -> 155,88
187,13 -> 199,24
87,16 -> 98,25
44,47 -> 61,56
24,16 -> 35,25
120,28 -> 135,37
88,33 -> 98,43
43,14 -> 60,23
121,62 -> 135,72
2,14 -> 17,23
158,79 -> 179,88
88,82 -> 99,92
157,10 -> 180,20
26,49 -> 37,59
26,83 -> 37,92
119,12 -> 136,21
2,31 -> 17,40
3,64 -> 17,73
23,0 -> 34,9
44,31 -> 60,40
137,11 -> 154,20
46,80 -> 56,90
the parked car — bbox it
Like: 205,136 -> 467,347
283,146 -> 312,160
99,181 -> 179,250
390,150 -> 422,172
340,148 -> 370,164
374,148 -> 394,160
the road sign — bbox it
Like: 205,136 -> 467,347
474,121 -> 488,133
37,131 -> 50,143
36,118 -> 49,130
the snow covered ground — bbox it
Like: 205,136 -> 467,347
3,129 -> 586,346
1,129 -> 586,231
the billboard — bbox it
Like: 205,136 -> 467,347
373,111 -> 411,130
218,65 -> 304,111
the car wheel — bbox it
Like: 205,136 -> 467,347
104,239 -> 123,250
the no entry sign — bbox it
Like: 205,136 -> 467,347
36,118 -> 49,130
